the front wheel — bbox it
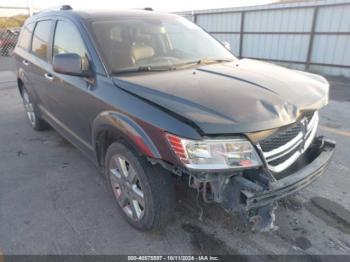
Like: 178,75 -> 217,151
105,142 -> 176,230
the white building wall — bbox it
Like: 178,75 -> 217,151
177,0 -> 350,77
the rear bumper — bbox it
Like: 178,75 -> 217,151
241,137 -> 335,210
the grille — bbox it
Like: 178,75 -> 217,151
304,111 -> 315,121
269,147 -> 298,166
259,121 -> 301,152
258,111 -> 318,173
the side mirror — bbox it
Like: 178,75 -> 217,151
53,53 -> 91,77
221,41 -> 231,51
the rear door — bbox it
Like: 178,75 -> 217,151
29,19 -> 54,111
14,22 -> 35,94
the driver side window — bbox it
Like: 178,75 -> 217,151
53,20 -> 89,71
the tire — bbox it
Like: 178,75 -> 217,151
105,142 -> 176,231
21,87 -> 50,131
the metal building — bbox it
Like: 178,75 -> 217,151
177,0 -> 350,77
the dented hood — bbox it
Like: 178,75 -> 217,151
112,59 -> 329,134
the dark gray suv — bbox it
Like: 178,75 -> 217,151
14,6 -> 335,231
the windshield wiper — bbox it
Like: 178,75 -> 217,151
200,58 -> 235,64
111,65 -> 176,75
176,58 -> 235,69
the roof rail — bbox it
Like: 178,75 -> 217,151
33,5 -> 73,15
144,7 -> 153,11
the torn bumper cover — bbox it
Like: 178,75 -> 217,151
243,138 -> 335,210
222,137 -> 335,231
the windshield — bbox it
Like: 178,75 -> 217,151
90,15 -> 236,73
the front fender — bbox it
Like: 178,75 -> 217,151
92,111 -> 161,159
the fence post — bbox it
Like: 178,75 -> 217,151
193,12 -> 197,23
306,7 -> 319,71
239,11 -> 245,58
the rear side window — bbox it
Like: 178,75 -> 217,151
18,23 -> 35,50
31,20 -> 52,61
53,20 -> 89,70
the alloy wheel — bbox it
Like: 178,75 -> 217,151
109,154 -> 145,221
22,89 -> 36,127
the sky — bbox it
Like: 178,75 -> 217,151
1,0 -> 277,16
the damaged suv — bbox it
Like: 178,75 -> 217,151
14,7 -> 335,231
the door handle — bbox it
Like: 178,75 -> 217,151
44,73 -> 54,81
22,60 -> 30,66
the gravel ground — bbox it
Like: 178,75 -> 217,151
0,62 -> 350,257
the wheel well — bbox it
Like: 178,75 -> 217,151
95,130 -> 139,168
17,78 -> 24,97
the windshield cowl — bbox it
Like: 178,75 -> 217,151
111,59 -> 236,75
111,65 -> 176,75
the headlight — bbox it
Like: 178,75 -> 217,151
166,133 -> 262,170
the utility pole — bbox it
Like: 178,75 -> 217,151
26,0 -> 34,16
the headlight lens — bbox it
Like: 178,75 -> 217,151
166,133 -> 262,170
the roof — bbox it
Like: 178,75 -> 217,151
30,9 -> 178,22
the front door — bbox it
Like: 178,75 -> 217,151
46,19 -> 95,151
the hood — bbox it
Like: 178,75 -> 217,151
112,59 -> 329,134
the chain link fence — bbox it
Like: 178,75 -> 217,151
0,27 -> 20,56
0,7 -> 30,71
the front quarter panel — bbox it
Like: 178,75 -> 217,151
90,76 -> 201,167
92,111 -> 161,158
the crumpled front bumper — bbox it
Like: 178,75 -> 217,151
241,137 -> 335,210
220,136 -> 335,231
